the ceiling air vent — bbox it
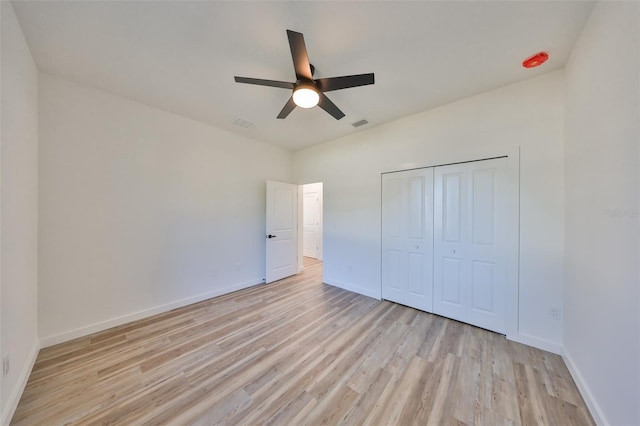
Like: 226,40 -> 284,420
352,119 -> 369,128
233,116 -> 254,128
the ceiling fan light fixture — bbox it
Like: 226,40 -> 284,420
234,30 -> 374,120
292,85 -> 320,108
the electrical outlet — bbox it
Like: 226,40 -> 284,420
550,307 -> 562,320
2,354 -> 9,377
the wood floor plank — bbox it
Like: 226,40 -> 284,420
11,258 -> 594,426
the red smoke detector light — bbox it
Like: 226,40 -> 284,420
522,52 -> 549,68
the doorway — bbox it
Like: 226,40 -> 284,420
265,180 -> 323,282
299,182 -> 323,272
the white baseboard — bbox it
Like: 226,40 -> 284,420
40,278 -> 264,348
1,339 -> 40,426
563,349 -> 606,426
323,277 -> 381,300
506,332 -> 563,355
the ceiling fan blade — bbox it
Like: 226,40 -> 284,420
277,96 -> 297,119
234,76 -> 294,89
318,93 -> 345,120
315,73 -> 375,92
287,30 -> 313,81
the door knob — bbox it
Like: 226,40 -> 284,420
267,234 -> 276,239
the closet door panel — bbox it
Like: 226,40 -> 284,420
382,168 -> 433,312
434,158 -> 508,333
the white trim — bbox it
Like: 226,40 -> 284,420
40,278 -> 263,348
563,348 -> 607,426
507,332 -> 563,355
1,340 -> 39,426
297,184 -> 304,273
505,147 -> 520,339
324,277 -> 380,300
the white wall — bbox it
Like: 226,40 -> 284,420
294,71 -> 566,352
564,2 -> 639,425
38,74 -> 293,345
0,2 -> 40,423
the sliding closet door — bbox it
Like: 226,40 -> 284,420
381,168 -> 434,312
433,158 -> 508,334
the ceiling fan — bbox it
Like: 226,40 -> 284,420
234,30 -> 375,120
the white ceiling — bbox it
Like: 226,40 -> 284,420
12,1 -> 594,151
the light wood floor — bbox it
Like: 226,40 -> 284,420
12,258 -> 593,425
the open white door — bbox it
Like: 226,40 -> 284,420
266,181 -> 298,283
